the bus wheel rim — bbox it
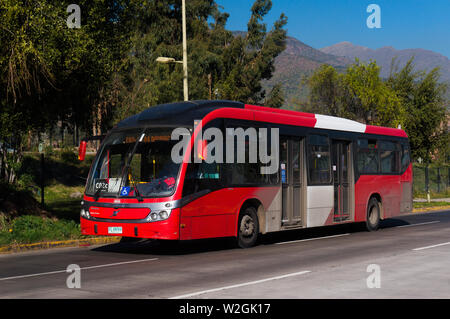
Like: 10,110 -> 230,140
369,205 -> 378,225
240,215 -> 255,238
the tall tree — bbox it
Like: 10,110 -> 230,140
387,58 -> 448,163
341,59 -> 402,127
302,59 -> 402,127
0,0 -> 134,182
115,0 -> 288,121
303,64 -> 342,116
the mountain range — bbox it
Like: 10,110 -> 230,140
321,41 -> 450,82
262,36 -> 450,106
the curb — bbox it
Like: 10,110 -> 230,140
412,205 -> 450,213
0,236 -> 121,254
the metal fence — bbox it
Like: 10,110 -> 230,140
413,165 -> 450,196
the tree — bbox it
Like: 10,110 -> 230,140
0,0 -> 134,183
387,58 -> 448,163
115,0 -> 288,121
264,84 -> 284,108
341,59 -> 403,127
217,0 -> 287,104
303,64 -> 342,116
302,59 -> 403,127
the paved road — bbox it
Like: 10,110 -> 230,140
1,210 -> 449,299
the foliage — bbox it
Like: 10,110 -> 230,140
387,58 -> 448,163
264,84 -> 284,108
0,0 -> 287,185
302,60 -> 403,127
0,0 -> 134,183
114,0 -> 288,121
301,58 -> 448,162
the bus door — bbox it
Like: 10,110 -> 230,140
280,137 -> 304,226
332,140 -> 351,221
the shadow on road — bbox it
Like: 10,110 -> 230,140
92,219 -> 411,256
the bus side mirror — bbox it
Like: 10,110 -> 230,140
78,140 -> 87,161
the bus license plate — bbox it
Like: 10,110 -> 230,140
108,226 -> 122,234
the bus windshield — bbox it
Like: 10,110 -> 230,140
86,128 -> 182,198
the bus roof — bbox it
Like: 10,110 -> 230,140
115,100 -> 408,138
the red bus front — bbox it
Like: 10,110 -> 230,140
80,127 -> 185,240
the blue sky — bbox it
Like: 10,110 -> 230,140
216,0 -> 450,58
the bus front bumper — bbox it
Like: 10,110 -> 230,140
80,210 -> 180,240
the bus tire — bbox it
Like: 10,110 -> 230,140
366,197 -> 381,231
237,206 -> 259,248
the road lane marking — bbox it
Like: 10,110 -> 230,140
276,233 -> 350,245
0,258 -> 158,281
170,270 -> 311,299
396,221 -> 440,228
412,242 -> 450,251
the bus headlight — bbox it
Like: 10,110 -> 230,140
80,208 -> 90,219
159,211 -> 169,219
146,210 -> 171,222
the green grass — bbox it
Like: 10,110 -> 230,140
413,201 -> 450,209
0,215 -> 83,246
0,150 -> 95,247
43,184 -> 85,221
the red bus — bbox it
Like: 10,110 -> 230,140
79,100 -> 412,248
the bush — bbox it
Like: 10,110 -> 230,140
17,173 -> 35,189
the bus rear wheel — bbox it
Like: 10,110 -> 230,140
366,197 -> 381,231
237,206 -> 259,248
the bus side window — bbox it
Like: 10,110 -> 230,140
401,143 -> 411,172
357,139 -> 379,174
307,135 -> 331,185
182,161 -> 223,196
182,119 -> 225,197
379,141 -> 397,173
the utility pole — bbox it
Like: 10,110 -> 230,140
182,0 -> 188,101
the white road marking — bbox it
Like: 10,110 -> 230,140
276,233 -> 350,245
396,221 -> 440,228
0,258 -> 159,281
412,242 -> 450,251
170,270 -> 311,299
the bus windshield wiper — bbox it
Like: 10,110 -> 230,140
131,180 -> 144,202
93,188 -> 102,201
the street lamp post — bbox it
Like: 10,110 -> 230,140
181,0 -> 188,101
156,0 -> 188,101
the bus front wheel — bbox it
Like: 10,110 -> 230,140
366,197 -> 381,231
237,206 -> 259,248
